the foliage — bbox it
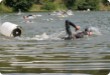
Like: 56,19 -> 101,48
0,0 -> 110,12
73,0 -> 100,10
63,0 -> 76,9
102,0 -> 110,5
4,0 -> 33,11
0,3 -> 12,12
41,2 -> 56,10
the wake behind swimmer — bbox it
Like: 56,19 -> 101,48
17,20 -> 101,41
62,20 -> 101,40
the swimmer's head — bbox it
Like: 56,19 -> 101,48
84,27 -> 93,36
23,16 -> 27,19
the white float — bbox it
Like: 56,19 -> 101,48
0,72 -> 2,75
0,0 -> 2,3
0,22 -> 22,37
108,72 -> 110,75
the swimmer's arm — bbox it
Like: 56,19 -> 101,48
66,20 -> 80,31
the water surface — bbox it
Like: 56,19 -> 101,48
0,11 -> 110,75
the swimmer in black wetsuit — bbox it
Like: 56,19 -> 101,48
64,20 -> 93,40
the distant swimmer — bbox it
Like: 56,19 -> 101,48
23,14 -> 36,20
23,15 -> 33,23
63,20 -> 93,40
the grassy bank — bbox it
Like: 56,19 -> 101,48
0,4 -> 12,12
29,4 -> 54,12
99,3 -> 110,11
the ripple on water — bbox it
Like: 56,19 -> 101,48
0,12 -> 110,75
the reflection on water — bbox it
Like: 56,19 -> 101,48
0,11 -> 110,75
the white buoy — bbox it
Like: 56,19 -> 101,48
0,0 -> 2,3
0,72 -> 2,75
108,0 -> 110,3
0,22 -> 22,37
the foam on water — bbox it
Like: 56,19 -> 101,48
16,31 -> 66,41
31,31 -> 65,40
88,27 -> 101,35
16,27 -> 101,41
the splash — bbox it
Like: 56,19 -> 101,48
16,31 -> 66,41
88,27 -> 102,35
16,27 -> 101,41
32,27 -> 101,41
33,31 -> 66,40
33,32 -> 49,40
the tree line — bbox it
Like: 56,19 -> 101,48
1,0 -> 110,12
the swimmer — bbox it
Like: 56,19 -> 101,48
23,14 -> 36,20
63,20 -> 93,40
23,16 -> 32,23
23,16 -> 28,19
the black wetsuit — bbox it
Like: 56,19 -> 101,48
64,20 -> 87,40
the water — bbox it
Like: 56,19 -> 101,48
0,11 -> 110,75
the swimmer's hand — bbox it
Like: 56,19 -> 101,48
75,26 -> 80,31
